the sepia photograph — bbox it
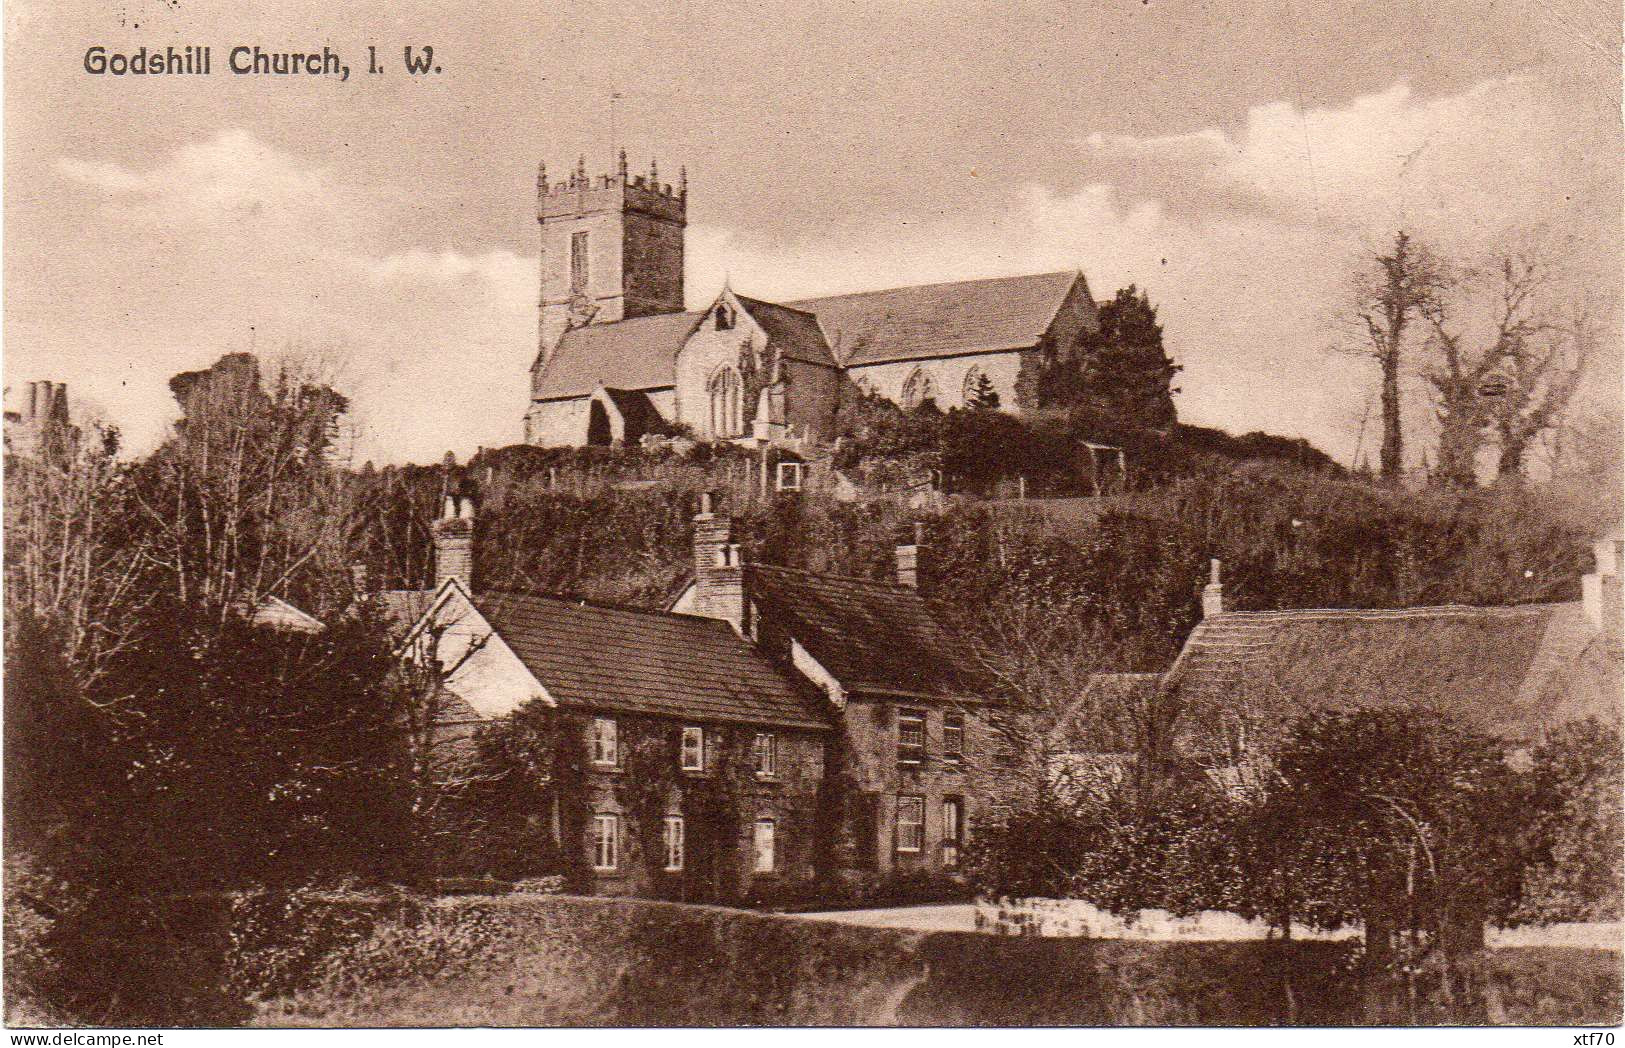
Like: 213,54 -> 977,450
2,0 -> 1621,1034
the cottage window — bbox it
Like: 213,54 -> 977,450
897,710 -> 925,764
570,231 -> 589,292
943,713 -> 965,763
896,796 -> 925,853
591,717 -> 619,767
942,797 -> 964,868
662,816 -> 685,872
708,366 -> 744,438
754,732 -> 779,778
776,461 -> 803,492
679,726 -> 705,771
753,818 -> 776,873
593,813 -> 619,871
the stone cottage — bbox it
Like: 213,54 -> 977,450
391,483 -> 1007,898
669,498 -> 1005,877
523,155 -> 1102,448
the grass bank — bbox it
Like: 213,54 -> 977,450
258,894 -> 1623,1027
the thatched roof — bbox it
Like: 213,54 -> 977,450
1164,601 -> 1620,743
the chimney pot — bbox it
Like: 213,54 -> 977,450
895,523 -> 928,589
432,455 -> 475,590
1202,559 -> 1224,618
691,496 -> 744,629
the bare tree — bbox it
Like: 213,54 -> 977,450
973,596 -> 1166,814
1350,231 -> 1450,482
129,351 -> 362,620
3,423 -> 152,684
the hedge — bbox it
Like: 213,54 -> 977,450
259,894 -> 1624,1027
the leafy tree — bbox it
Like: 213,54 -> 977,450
448,702 -> 582,885
1252,709 -> 1530,963
1516,718 -> 1623,922
1080,285 -> 1181,430
88,601 -> 412,891
2,612 -> 138,886
1041,285 -> 1180,432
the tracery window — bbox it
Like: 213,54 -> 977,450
708,366 -> 744,438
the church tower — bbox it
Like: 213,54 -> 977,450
536,152 -> 687,362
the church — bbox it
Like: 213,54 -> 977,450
524,155 -> 1103,448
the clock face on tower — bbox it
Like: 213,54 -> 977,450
567,290 -> 599,329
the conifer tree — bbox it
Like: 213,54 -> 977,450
1076,285 -> 1181,431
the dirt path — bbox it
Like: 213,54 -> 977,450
793,904 -> 1623,950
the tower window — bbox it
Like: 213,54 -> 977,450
714,303 -> 734,330
570,231 -> 589,291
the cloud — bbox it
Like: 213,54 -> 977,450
57,128 -> 331,217
26,130 -> 535,463
1083,74 -> 1610,260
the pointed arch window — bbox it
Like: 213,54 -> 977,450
708,366 -> 744,438
962,366 -> 984,407
901,368 -> 937,412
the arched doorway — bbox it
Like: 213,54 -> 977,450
587,399 -> 613,446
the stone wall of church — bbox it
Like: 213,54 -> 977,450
525,389 -> 677,448
674,304 -> 768,439
526,397 -> 591,447
846,350 -> 1025,414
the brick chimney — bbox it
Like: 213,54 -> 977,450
692,492 -> 745,630
432,453 -> 476,590
895,522 -> 927,589
1201,558 -> 1224,618
1582,534 -> 1622,640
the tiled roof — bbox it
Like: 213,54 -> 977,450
787,271 -> 1081,367
475,591 -> 829,730
1164,602 -> 1619,742
528,271 -> 1084,401
746,565 -> 996,701
530,311 -> 700,400
735,296 -> 838,367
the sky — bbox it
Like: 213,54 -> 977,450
5,0 -> 1620,466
